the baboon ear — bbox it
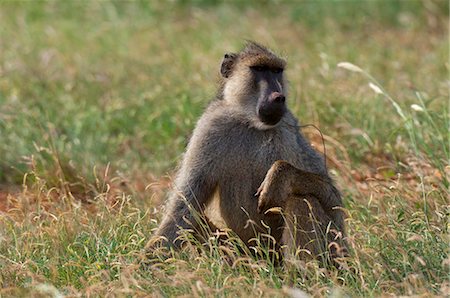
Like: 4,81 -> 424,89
220,53 -> 237,78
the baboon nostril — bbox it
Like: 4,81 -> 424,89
275,95 -> 285,103
270,92 -> 285,103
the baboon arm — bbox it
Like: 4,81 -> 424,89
154,166 -> 217,249
153,126 -> 222,249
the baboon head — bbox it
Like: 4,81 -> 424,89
220,42 -> 287,130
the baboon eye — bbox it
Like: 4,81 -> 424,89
250,65 -> 267,72
272,68 -> 283,74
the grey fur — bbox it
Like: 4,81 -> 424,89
150,43 -> 344,254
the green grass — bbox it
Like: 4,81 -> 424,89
0,1 -> 448,297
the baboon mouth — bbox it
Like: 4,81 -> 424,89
257,103 -> 286,126
258,111 -> 285,126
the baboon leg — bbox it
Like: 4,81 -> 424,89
282,195 -> 346,261
281,195 -> 328,260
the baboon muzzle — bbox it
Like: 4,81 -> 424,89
257,91 -> 286,126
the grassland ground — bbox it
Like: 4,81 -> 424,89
0,1 -> 448,297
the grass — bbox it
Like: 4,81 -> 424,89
0,1 -> 448,297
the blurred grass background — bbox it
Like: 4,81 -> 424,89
1,0 -> 447,184
0,0 -> 448,296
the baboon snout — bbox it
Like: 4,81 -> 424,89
257,92 -> 287,126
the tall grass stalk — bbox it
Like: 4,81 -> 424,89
338,62 -> 449,185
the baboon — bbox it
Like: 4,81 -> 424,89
149,42 -> 346,261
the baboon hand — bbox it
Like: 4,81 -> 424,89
256,160 -> 290,214
256,180 -> 285,215
256,179 -> 272,214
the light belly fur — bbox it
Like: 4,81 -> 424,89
204,187 -> 228,229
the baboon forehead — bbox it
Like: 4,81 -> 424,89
238,42 -> 286,69
239,54 -> 286,69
